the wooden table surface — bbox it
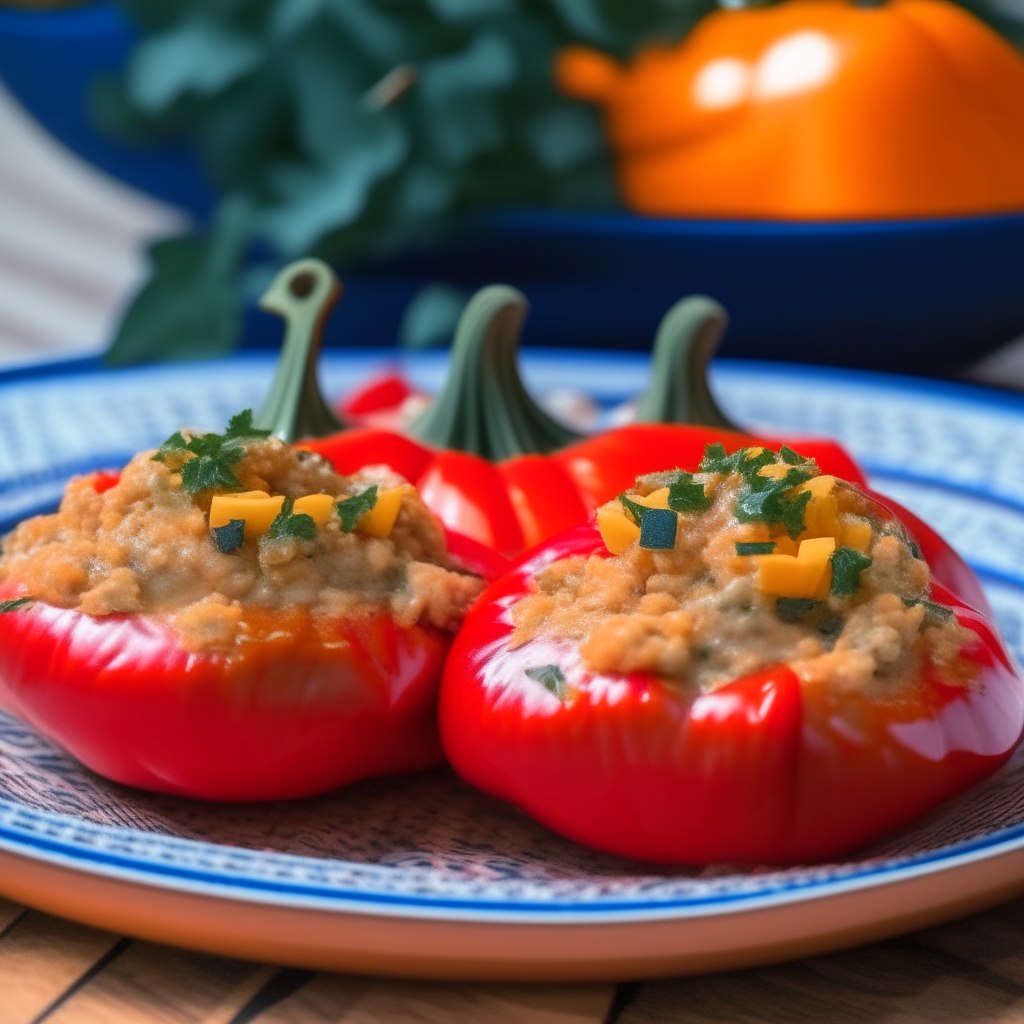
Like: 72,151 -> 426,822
5,892 -> 1024,1023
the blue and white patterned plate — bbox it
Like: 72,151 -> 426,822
2,352 -> 1024,980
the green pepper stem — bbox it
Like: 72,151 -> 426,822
409,285 -> 579,460
636,295 -> 740,431
254,258 -> 343,442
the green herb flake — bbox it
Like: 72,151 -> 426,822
736,448 -> 776,479
776,597 -> 822,623
734,474 -> 813,539
151,431 -> 189,464
735,541 -> 776,555
267,497 -> 317,542
337,486 -> 379,532
152,409 -> 270,494
830,547 -> 873,597
778,445 -> 803,465
617,493 -> 650,526
224,409 -> 272,441
699,442 -> 743,475
639,508 -> 678,549
213,518 -> 246,553
902,596 -> 955,626
0,597 -> 32,613
667,473 -> 711,514
525,664 -> 568,700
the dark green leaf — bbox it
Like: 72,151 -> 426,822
667,473 -> 711,514
213,519 -> 246,553
224,409 -> 271,440
152,431 -> 189,464
830,547 -> 873,597
337,486 -> 379,532
639,508 -> 677,549
735,448 -> 776,479
525,663 -> 568,700
779,445 -> 804,465
0,597 -> 32,613
180,446 -> 244,493
267,497 -> 318,541
699,442 -> 739,475
735,541 -> 776,555
618,493 -> 650,526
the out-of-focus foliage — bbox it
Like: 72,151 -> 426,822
100,0 -> 1024,365
99,0 -> 714,364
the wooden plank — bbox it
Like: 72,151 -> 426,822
0,911 -> 122,1024
617,897 -> 1024,1024
42,941 -> 274,1024
258,975 -> 616,1024
0,896 -> 25,936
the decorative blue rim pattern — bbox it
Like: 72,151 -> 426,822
2,352 -> 1024,924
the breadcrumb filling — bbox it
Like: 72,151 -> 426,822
0,436 -> 483,654
512,467 -> 977,694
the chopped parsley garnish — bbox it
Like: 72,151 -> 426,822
779,445 -> 804,465
337,486 -> 378,532
152,409 -> 271,494
909,540 -> 922,560
902,596 -> 955,626
734,471 -> 813,539
640,508 -> 678,549
735,541 -> 776,555
775,597 -> 821,623
223,409 -> 273,441
526,664 -> 568,700
0,597 -> 31,613
699,442 -> 744,475
829,547 -> 873,597
266,497 -> 317,542
666,473 -> 711,514
618,493 -> 651,526
213,519 -> 246,553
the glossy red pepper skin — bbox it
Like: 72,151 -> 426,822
304,424 -> 867,558
439,515 -> 1024,865
0,487 -> 508,801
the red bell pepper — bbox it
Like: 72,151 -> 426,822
0,466 -> 507,801
439,490 -> 1023,865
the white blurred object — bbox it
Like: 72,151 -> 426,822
536,386 -> 600,432
964,334 -> 1024,391
0,80 -> 186,365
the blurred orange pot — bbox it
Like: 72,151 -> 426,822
556,0 -> 1024,220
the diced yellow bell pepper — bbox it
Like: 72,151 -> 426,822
799,475 -> 836,500
293,493 -> 336,527
597,507 -> 641,554
798,536 -> 836,601
357,485 -> 410,539
634,487 -> 671,510
841,517 -> 873,554
759,463 -> 791,480
209,493 -> 285,540
756,536 -> 836,599
755,554 -> 808,598
796,476 -> 840,541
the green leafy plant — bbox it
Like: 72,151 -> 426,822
97,0 -> 713,365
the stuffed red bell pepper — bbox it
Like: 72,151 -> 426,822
0,410 -> 500,801
439,442 -> 1024,864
